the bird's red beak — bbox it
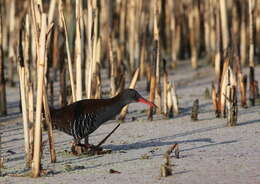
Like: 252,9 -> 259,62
138,98 -> 157,107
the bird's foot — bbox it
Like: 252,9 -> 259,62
83,143 -> 94,149
71,143 -> 103,155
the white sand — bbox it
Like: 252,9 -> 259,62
0,64 -> 260,184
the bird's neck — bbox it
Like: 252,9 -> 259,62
95,95 -> 127,125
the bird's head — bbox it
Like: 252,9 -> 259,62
120,89 -> 157,107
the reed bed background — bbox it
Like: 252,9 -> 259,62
0,0 -> 259,177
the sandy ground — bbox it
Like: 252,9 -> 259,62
0,64 -> 260,184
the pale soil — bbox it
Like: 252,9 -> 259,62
0,64 -> 260,184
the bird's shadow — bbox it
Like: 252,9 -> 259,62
103,137 -> 214,152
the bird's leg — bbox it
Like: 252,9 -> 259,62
71,139 -> 81,146
83,136 -> 94,149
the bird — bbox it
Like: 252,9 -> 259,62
50,89 -> 156,148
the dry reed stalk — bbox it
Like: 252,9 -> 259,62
163,60 -> 168,116
18,26 -> 31,168
0,14 -> 6,116
239,73 -> 247,108
48,0 -> 57,25
42,84 -> 56,163
85,1 -> 93,99
28,85 -> 34,160
119,0 -> 126,43
147,51 -> 156,121
94,63 -> 102,99
119,68 -> 140,121
154,9 -> 161,114
86,0 -> 99,99
170,1 -> 181,68
0,126 -> 2,176
140,38 -> 146,79
43,20 -> 55,157
215,0 -> 222,80
204,1 -> 211,54
24,13 -> 35,165
94,39 -> 102,99
255,3 -> 260,52
148,2 -> 159,120
7,0 -> 15,87
226,85 -> 238,126
30,0 -> 42,52
75,0 -> 83,101
171,81 -> 179,116
209,0 -> 216,55
30,0 -> 43,95
249,0 -> 255,68
188,3 -> 198,69
240,3 -> 247,66
249,0 -> 255,106
128,0 -> 136,75
109,36 -> 116,97
249,67 -> 255,106
219,0 -> 229,51
59,1 -> 76,102
23,15 -> 33,155
32,13 -> 47,178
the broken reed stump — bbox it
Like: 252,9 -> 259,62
226,85 -> 238,127
212,82 -> 219,117
204,87 -> 211,99
249,67 -> 255,106
0,14 -> 6,116
160,143 -> 179,177
171,81 -> 179,116
162,59 -> 179,118
191,99 -> 199,121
